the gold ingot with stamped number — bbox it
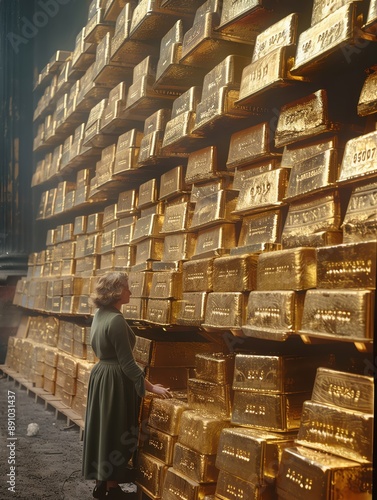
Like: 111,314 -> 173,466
213,254 -> 257,292
342,181 -> 377,243
358,69 -> 377,116
257,247 -> 317,291
128,271 -> 153,297
191,190 -> 240,230
188,378 -> 232,418
176,292 -> 208,326
114,244 -> 135,269
216,469 -> 275,499
338,130 -> 377,184
145,366 -> 189,390
162,467 -> 216,500
116,190 -> 138,217
160,165 -> 189,200
131,214 -> 164,244
173,442 -> 218,484
281,135 -> 340,168
311,367 -> 374,414
149,271 -> 182,299
234,210 -> 282,255
190,177 -> 233,204
136,452 -> 168,499
242,290 -> 305,341
232,391 -> 310,431
122,297 -> 146,320
216,427 -> 296,484
148,397 -> 189,436
202,292 -> 247,330
195,352 -> 235,385
137,178 -> 158,208
182,258 -> 214,292
193,224 -> 237,260
186,146 -> 226,185
161,202 -> 194,234
161,233 -> 197,262
277,446 -> 373,500
297,400 -> 373,463
146,298 -> 180,325
142,426 -> 177,465
178,410 -> 229,455
299,289 -> 375,341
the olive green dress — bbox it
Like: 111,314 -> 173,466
82,306 -> 145,482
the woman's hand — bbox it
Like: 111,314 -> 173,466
147,382 -> 173,399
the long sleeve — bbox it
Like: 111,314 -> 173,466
107,314 -> 146,397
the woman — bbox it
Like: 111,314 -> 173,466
82,272 -> 172,499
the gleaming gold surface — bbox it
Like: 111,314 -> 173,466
231,391 -> 310,431
212,254 -> 257,292
242,290 -> 305,341
215,469 -> 275,500
281,136 -> 340,168
338,130 -> 377,183
316,240 -> 377,289
134,238 -> 164,265
116,190 -> 138,216
149,271 -> 182,299
291,4 -> 363,75
191,190 -> 240,230
202,292 -> 247,330
297,400 -> 374,463
122,296 -> 146,320
190,178 -> 234,204
160,165 -> 189,200
216,427 -> 295,484
173,442 -> 218,484
358,70 -> 377,116
233,353 -> 329,393
148,397 -> 189,436
188,378 -> 232,418
284,149 -> 339,201
235,210 -> 283,253
145,366 -> 189,390
146,298 -> 180,325
275,90 -> 338,148
178,410 -> 230,455
364,0 -> 377,32
176,292 -> 208,326
162,467 -> 216,500
195,353 -> 235,385
136,451 -> 168,499
137,178 -> 158,208
182,257 -> 214,292
227,122 -> 280,170
161,202 -> 194,233
193,224 -> 237,260
128,271 -> 153,297
311,367 -> 374,414
277,446 -> 373,500
257,247 -> 317,291
131,214 -> 164,244
186,146 -> 226,185
161,233 -> 197,262
281,192 -> 342,248
342,181 -> 377,243
234,168 -> 289,214
300,289 -> 375,341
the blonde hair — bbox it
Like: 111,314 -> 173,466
91,272 -> 129,308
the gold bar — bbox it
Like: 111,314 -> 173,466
195,353 -> 235,385
176,292 -> 208,326
242,290 -> 305,341
178,410 -> 230,455
232,391 -> 310,431
134,238 -> 164,265
232,353 -> 330,393
216,427 -> 295,484
160,165 -> 189,200
218,0 -> 273,39
358,69 -> 377,116
300,289 -> 375,341
161,111 -> 204,156
213,254 -> 257,292
257,247 -> 317,291
284,149 -> 339,201
275,90 -> 338,148
191,190 -> 240,230
62,277 -> 84,296
203,292 -> 247,330
114,244 -> 135,268
138,178 -> 158,208
311,0 -> 363,26
138,130 -> 165,165
131,214 -> 164,243
146,298 -> 180,325
194,224 -> 237,259
364,0 -> 377,32
186,146 -> 226,185
281,192 -> 342,249
148,397 -> 189,436
171,85 -> 202,117
149,271 -> 182,298
297,400 -> 373,463
235,210 -> 282,254
128,271 -> 153,297
183,258 -> 214,292
291,3 -> 366,76
215,469 -> 275,500
311,367 -> 374,414
277,446 -> 373,500
342,181 -> 377,243
162,467 -> 216,500
227,122 -> 280,170
162,233 -> 197,262
115,225 -> 135,247
317,241 -> 377,289
161,202 -> 194,233
122,297 -> 147,320
173,442 -> 218,484
190,177 -> 234,204
136,452 -> 168,499
234,168 -> 289,214
338,130 -> 377,183
142,426 -> 177,465
188,378 -> 232,418
252,13 -> 297,63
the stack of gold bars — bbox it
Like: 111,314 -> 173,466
8,0 -> 377,498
